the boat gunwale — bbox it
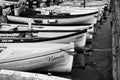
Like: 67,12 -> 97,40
0,47 -> 73,64
0,29 -> 87,43
8,11 -> 98,19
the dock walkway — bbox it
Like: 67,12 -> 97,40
113,0 -> 120,80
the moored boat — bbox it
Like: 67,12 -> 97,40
83,1 -> 108,8
0,42 -> 75,72
0,23 -> 89,47
59,1 -> 107,22
7,5 -> 99,25
0,69 -> 71,80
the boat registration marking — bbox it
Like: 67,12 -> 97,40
45,54 -> 65,62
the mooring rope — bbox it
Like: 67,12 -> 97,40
85,48 -> 112,52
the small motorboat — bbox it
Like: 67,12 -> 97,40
0,23 -> 89,48
7,5 -> 98,25
0,69 -> 70,80
0,42 -> 75,72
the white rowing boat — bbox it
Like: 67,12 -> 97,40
0,42 -> 74,72
0,23 -> 90,48
60,1 -> 107,21
0,69 -> 71,80
7,5 -> 98,25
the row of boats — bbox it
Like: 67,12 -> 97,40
0,0 -> 110,76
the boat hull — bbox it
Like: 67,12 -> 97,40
0,69 -> 70,80
0,43 -> 74,72
37,32 -> 87,47
0,24 -> 88,47
7,6 -> 98,25
34,13 -> 97,25
7,13 -> 97,25
0,49 -> 73,72
0,32 -> 86,48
